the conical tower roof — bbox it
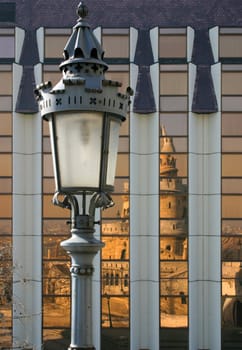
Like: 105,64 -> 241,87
160,125 -> 176,153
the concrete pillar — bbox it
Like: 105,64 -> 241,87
130,27 -> 160,350
188,26 -> 221,350
12,28 -> 42,348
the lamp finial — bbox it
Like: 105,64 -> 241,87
77,2 -> 88,20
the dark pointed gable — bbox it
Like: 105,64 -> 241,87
133,30 -> 156,114
15,30 -> 39,113
191,29 -> 218,114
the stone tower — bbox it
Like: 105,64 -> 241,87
160,126 -> 188,260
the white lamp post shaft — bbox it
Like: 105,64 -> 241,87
61,216 -> 103,349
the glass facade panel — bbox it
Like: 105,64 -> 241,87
0,36 -> 14,58
222,113 -> 242,136
222,196 -> 242,218
160,297 -> 188,328
0,96 -> 11,111
223,179 -> 242,194
222,72 -> 242,95
160,72 -> 187,95
0,64 -> 12,347
160,56 -> 188,348
160,113 -> 187,136
102,33 -> 129,58
222,96 -> 242,111
222,62 -> 242,348
159,34 -> 187,58
42,53 -> 71,344
0,113 -> 11,135
43,297 -> 70,327
220,34 -> 242,57
0,71 -> 12,94
101,65 -> 130,347
160,96 -> 188,112
45,35 -> 70,58
222,137 -> 242,152
222,155 -> 242,177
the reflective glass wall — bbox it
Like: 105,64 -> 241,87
0,28 -> 14,347
221,28 -> 242,349
101,28 -> 130,350
42,28 -> 71,348
159,28 -> 189,349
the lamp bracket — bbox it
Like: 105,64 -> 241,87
52,191 -> 114,230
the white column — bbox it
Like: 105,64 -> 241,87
188,28 -> 221,349
12,64 -> 42,350
130,27 -> 160,348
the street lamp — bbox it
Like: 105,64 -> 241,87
35,2 -> 132,349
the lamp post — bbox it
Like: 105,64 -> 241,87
35,2 -> 132,349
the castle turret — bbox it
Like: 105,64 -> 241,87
160,126 -> 187,259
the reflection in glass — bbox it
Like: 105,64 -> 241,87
43,329 -> 70,349
222,113 -> 242,136
0,195 -> 12,217
0,155 -> 12,176
222,262 -> 242,325
0,220 -> 11,234
222,179 -> 242,194
0,36 -> 14,58
0,178 -> 11,193
102,35 -> 129,58
102,194 -> 129,219
0,237 -> 12,347
223,137 -> 242,152
222,196 -> 242,218
160,113 -> 187,136
160,279 -> 188,296
102,262 -> 129,296
160,125 -> 188,333
102,237 -> 129,260
160,237 -> 187,260
222,220 -> 242,235
222,237 -> 242,260
0,137 -> 12,152
220,35 -> 242,57
43,219 -> 71,235
102,296 -> 129,328
159,34 -> 187,58
160,297 -> 188,328
45,35 -> 70,58
160,137 -> 187,153
43,195 -> 70,218
0,113 -> 12,135
160,72 -> 187,95
43,297 -> 70,327
43,236 -> 69,260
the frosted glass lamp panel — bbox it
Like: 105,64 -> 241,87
106,119 -> 121,186
55,112 -> 103,189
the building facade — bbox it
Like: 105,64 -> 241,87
1,0 -> 242,349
